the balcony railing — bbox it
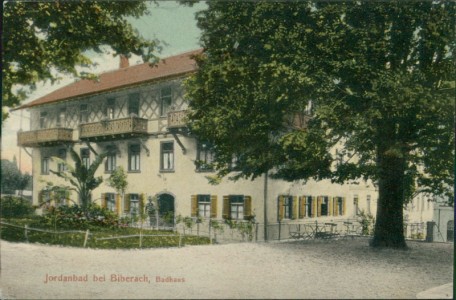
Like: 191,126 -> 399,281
284,112 -> 312,130
17,128 -> 74,147
79,117 -> 148,141
167,110 -> 188,129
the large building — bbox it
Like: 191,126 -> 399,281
15,50 -> 433,240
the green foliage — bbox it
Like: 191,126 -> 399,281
107,166 -> 128,195
50,148 -> 107,214
2,1 -> 157,121
187,1 -> 455,248
209,219 -> 224,234
1,159 -> 31,194
0,196 -> 35,218
0,218 -> 210,248
224,219 -> 255,241
357,210 -> 375,236
39,203 -> 120,230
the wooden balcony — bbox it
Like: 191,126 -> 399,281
17,128 -> 74,147
79,117 -> 148,141
284,112 -> 312,130
167,110 -> 188,129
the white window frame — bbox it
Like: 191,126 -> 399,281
230,195 -> 244,220
197,194 -> 211,218
128,144 -> 141,172
80,148 -> 90,169
160,141 -> 174,171
41,157 -> 49,175
160,87 -> 172,117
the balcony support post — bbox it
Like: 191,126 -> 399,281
22,147 -> 33,158
85,142 -> 98,156
138,138 -> 150,157
171,133 -> 186,154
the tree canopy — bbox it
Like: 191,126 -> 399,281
2,0 -> 156,121
186,1 -> 455,248
1,158 -> 31,195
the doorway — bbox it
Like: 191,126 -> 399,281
157,193 -> 175,228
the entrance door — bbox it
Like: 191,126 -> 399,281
158,193 -> 175,228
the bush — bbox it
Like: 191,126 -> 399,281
39,203 -> 120,230
1,196 -> 35,218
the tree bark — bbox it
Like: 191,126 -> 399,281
371,144 -> 408,249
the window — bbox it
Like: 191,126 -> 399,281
128,144 -> 140,171
320,196 -> 329,216
160,141 -> 174,171
105,146 -> 117,173
196,142 -> 214,171
230,195 -> 244,220
57,108 -> 66,127
299,196 -> 313,218
129,193 -> 139,214
353,195 -> 359,216
198,195 -> 211,217
80,104 -> 88,123
41,157 -> 49,175
223,195 -> 252,220
128,93 -> 140,116
191,195 -> 217,218
80,148 -> 90,169
54,189 -> 69,207
39,189 -> 51,205
40,112 -> 48,129
333,196 -> 345,216
57,149 -> 67,172
105,193 -> 116,212
160,87 -> 172,116
106,98 -> 115,119
280,196 -> 293,219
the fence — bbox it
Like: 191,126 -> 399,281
1,219 -> 432,247
0,221 -> 184,248
173,218 -> 432,243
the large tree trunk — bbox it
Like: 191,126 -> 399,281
371,145 -> 408,249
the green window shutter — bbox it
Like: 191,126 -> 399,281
210,195 -> 217,218
244,195 -> 252,220
222,196 -> 230,219
278,196 -> 284,221
191,195 -> 198,217
292,196 -> 298,220
101,193 -> 106,208
342,197 -> 346,216
317,196 -> 322,217
299,196 -> 306,218
311,197 -> 316,218
124,194 -> 131,212
328,197 -> 333,216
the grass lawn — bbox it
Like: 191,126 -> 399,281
0,217 -> 210,249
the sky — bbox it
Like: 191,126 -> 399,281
1,1 -> 205,174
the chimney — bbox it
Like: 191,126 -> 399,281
119,54 -> 129,69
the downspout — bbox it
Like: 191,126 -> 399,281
264,171 -> 268,242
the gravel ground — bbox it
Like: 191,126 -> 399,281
0,238 -> 453,299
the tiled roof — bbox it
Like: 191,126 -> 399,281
18,49 -> 202,110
